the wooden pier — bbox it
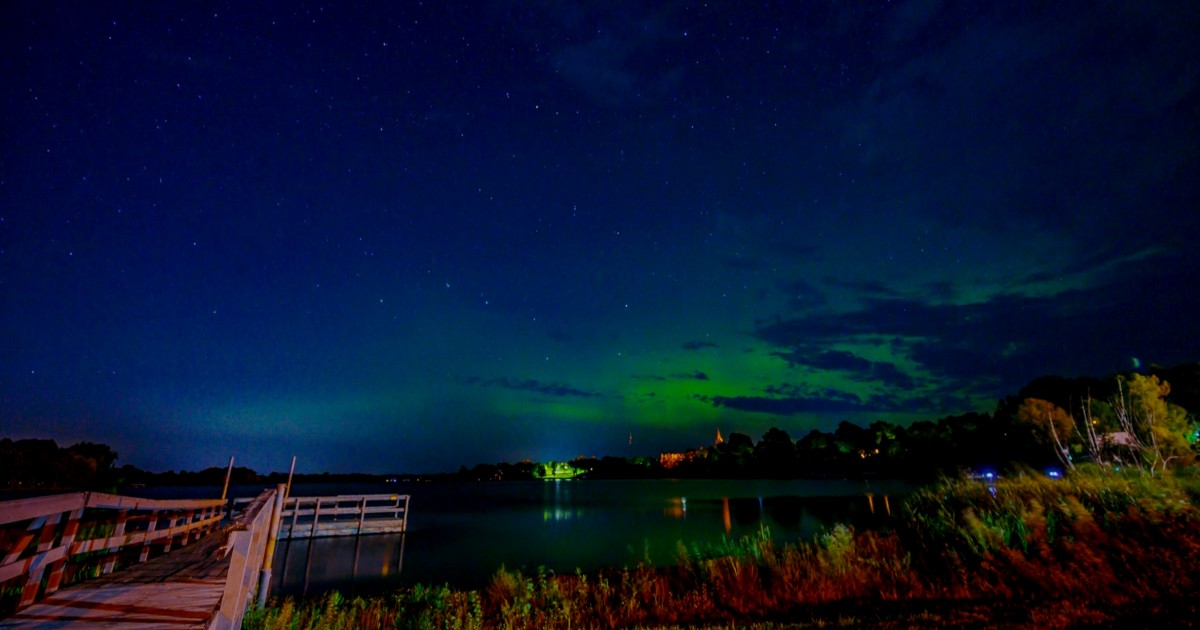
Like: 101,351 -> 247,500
1,487 -> 410,627
233,493 -> 410,539
0,487 -> 279,628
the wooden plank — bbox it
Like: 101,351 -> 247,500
0,492 -> 248,627
70,514 -> 221,555
276,520 -> 407,539
212,488 -> 276,630
0,494 -> 87,526
102,510 -> 128,575
263,493 -> 410,539
2,581 -> 224,628
1,528 -> 232,628
84,494 -> 224,512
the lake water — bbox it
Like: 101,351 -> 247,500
237,478 -> 913,598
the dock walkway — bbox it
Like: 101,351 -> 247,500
2,487 -> 409,628
1,528 -> 230,628
1,487 -> 280,629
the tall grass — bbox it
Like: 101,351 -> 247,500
244,469 -> 1200,629
899,467 -> 1200,605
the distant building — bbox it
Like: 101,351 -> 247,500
1103,432 -> 1136,446
659,448 -> 705,469
715,428 -> 724,445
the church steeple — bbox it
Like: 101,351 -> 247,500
715,428 -> 724,445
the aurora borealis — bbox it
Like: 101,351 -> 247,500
3,2 -> 1198,473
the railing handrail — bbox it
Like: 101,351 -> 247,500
0,490 -> 226,614
231,493 -> 412,540
281,505 -> 402,513
0,492 -> 225,526
211,486 -> 279,630
232,493 -> 410,505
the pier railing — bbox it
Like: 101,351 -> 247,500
211,486 -> 279,630
0,492 -> 225,612
232,493 -> 410,539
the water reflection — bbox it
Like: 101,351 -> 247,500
274,532 -> 407,598
865,492 -> 892,516
662,491 -> 897,541
543,479 -> 584,522
267,479 -> 911,597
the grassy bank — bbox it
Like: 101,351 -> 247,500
244,469 -> 1200,629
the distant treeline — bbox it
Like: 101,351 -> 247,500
0,440 -> 386,493
457,363 -> 1200,481
0,439 -> 121,492
5,364 -> 1198,490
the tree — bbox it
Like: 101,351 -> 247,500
833,421 -> 871,455
754,427 -> 796,476
1112,374 -> 1193,474
725,432 -> 754,452
1016,398 -> 1075,468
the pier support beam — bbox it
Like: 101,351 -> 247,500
256,483 -> 286,607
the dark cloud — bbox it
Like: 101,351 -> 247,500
824,278 -> 905,298
841,1 -> 1200,245
755,256 -> 1200,398
463,376 -> 602,399
704,395 -> 863,416
864,393 -> 938,413
697,378 -> 943,417
703,384 -> 937,416
807,350 -> 873,372
763,383 -> 861,404
772,349 -> 919,390
638,371 -> 709,382
870,362 -> 919,390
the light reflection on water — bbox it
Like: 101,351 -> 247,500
267,478 -> 913,599
543,479 -> 583,522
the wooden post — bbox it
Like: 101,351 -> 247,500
357,496 -> 367,535
102,510 -> 128,574
4,516 -> 46,566
256,484 -> 287,607
220,455 -> 235,501
161,510 -> 176,554
310,498 -> 321,538
285,455 -> 297,500
212,488 -> 275,630
352,532 -> 362,577
139,512 -> 158,562
397,530 -> 406,574
288,497 -> 300,538
34,512 -> 61,553
179,508 -> 195,546
19,512 -> 63,608
44,508 -> 83,597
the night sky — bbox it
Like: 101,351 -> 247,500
3,2 -> 1198,474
